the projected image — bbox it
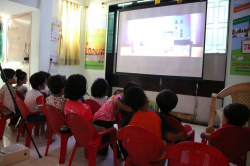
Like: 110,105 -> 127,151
120,13 -> 204,57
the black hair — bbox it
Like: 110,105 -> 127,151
224,103 -> 250,127
16,69 -> 27,83
122,86 -> 147,111
30,72 -> 47,90
156,89 -> 178,113
124,82 -> 141,92
64,74 -> 87,101
114,89 -> 124,95
91,78 -> 108,98
39,71 -> 51,79
1,68 -> 16,82
47,75 -> 66,95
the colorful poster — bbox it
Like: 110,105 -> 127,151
0,17 -> 3,61
85,15 -> 106,69
51,18 -> 61,41
230,0 -> 250,75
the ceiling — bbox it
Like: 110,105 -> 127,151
0,0 -> 37,16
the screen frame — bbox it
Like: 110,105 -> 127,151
114,0 -> 208,80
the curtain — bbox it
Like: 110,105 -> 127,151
0,16 -> 3,61
57,0 -> 81,65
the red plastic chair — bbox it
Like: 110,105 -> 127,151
163,115 -> 195,141
165,142 -> 230,166
16,90 -> 25,101
117,125 -> 172,166
66,113 -> 117,166
15,97 -> 46,147
201,126 -> 250,166
43,104 -> 72,164
0,103 -> 19,140
84,99 -> 101,115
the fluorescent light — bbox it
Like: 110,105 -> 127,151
118,2 -> 133,6
137,0 -> 153,3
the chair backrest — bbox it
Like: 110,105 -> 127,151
84,99 -> 101,115
43,104 -> 65,135
207,126 -> 250,165
217,82 -> 250,109
117,125 -> 166,165
66,113 -> 97,147
14,96 -> 32,120
163,115 -> 188,139
16,90 -> 25,101
165,142 -> 229,166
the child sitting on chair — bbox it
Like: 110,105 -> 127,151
0,68 -> 19,131
15,69 -> 28,96
156,89 -> 181,123
200,103 -> 250,139
90,78 -> 109,106
46,75 -> 66,113
24,72 -> 47,137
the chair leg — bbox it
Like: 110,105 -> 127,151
112,142 -> 117,166
59,134 -> 70,164
68,142 -> 78,166
0,117 -> 7,140
16,122 -> 23,142
25,124 -> 34,148
88,147 -> 98,166
45,126 -> 53,156
84,148 -> 89,159
34,123 -> 40,136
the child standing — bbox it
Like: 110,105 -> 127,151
46,75 -> 66,113
90,78 -> 109,106
24,72 -> 47,137
156,89 -> 181,122
15,69 -> 28,96
0,68 -> 19,131
200,103 -> 250,139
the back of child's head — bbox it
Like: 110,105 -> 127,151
114,89 -> 124,95
124,82 -> 141,92
64,74 -> 87,101
122,86 -> 146,111
1,68 -> 16,82
156,89 -> 178,113
91,78 -> 108,98
30,72 -> 47,90
39,71 -> 51,79
224,103 -> 250,127
16,69 -> 27,83
47,75 -> 66,95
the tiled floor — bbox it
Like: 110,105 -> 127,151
0,123 -> 249,166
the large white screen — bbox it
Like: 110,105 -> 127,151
116,2 -> 207,77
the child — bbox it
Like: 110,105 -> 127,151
121,87 -> 185,159
39,71 -> 51,96
24,72 -> 47,137
114,89 -> 123,95
0,68 -> 19,131
15,69 -> 28,96
156,89 -> 181,122
46,75 -> 66,113
200,103 -> 250,139
64,74 -> 105,132
93,83 -> 134,161
90,78 -> 109,106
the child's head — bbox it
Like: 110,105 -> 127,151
156,89 -> 178,113
1,68 -> 17,84
114,89 -> 124,95
122,86 -> 147,111
39,71 -> 51,80
91,78 -> 108,98
64,74 -> 87,101
223,103 -> 250,127
47,75 -> 66,95
16,69 -> 27,85
124,82 -> 141,92
30,72 -> 47,90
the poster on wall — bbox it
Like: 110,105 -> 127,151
230,0 -> 250,75
51,18 -> 61,41
0,17 -> 3,61
85,15 -> 106,69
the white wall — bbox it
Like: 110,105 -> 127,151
224,0 -> 250,107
